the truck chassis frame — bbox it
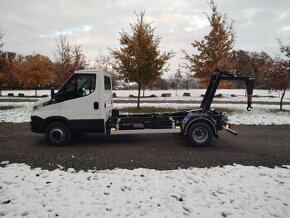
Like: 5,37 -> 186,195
105,68 -> 255,146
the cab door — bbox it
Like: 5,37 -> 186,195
56,73 -> 104,133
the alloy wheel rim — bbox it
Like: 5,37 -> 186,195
50,128 -> 65,143
192,127 -> 208,143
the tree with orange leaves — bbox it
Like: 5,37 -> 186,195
184,0 -> 235,88
112,11 -> 173,108
19,54 -> 55,96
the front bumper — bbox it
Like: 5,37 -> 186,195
30,116 -> 45,133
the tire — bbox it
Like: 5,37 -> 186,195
187,122 -> 213,146
45,122 -> 71,146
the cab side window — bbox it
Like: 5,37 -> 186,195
76,75 -> 96,97
104,76 -> 111,90
57,74 -> 96,101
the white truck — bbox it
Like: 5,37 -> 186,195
30,68 -> 255,146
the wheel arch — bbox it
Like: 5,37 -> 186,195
184,117 -> 218,137
44,116 -> 70,130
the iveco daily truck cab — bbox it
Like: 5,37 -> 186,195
31,68 -> 255,146
31,69 -> 113,145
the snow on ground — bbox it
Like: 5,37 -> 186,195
1,89 -> 290,103
115,89 -> 290,98
0,102 -> 34,123
114,89 -> 290,103
1,89 -> 290,124
1,91 -> 290,218
1,101 -> 290,125
0,162 -> 289,218
115,103 -> 290,125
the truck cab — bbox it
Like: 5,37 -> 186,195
31,69 -> 113,145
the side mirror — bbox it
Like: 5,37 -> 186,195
51,87 -> 55,100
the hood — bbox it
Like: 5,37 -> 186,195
34,96 -> 51,107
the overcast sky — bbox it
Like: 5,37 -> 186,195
1,0 -> 289,78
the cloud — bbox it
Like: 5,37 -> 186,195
0,0 -> 290,78
39,25 -> 94,38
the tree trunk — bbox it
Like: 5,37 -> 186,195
280,88 -> 287,111
137,83 -> 141,109
35,89 -> 38,97
142,86 -> 145,97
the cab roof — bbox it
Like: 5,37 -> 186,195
75,69 -> 111,75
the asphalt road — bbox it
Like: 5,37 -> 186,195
0,123 -> 290,171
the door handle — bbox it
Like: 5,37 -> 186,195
94,102 -> 99,110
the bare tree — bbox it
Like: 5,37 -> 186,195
54,36 -> 72,85
0,32 -> 4,50
275,40 -> 290,110
174,64 -> 183,96
93,51 -> 118,89
0,32 -> 4,96
94,51 -> 113,70
264,58 -> 289,110
54,35 -> 86,86
70,44 -> 86,74
184,70 -> 193,89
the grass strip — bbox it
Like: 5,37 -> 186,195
269,109 -> 290,113
0,105 -> 21,110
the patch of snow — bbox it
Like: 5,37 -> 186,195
1,89 -> 290,102
114,89 -> 290,103
225,104 -> 290,125
1,101 -> 290,125
115,103 -> 290,125
0,102 -> 34,123
0,163 -> 289,217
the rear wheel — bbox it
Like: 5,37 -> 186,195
187,122 -> 213,146
45,122 -> 71,146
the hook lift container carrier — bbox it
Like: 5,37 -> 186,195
31,68 -> 255,146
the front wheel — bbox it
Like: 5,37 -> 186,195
187,122 -> 213,146
45,122 -> 71,146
